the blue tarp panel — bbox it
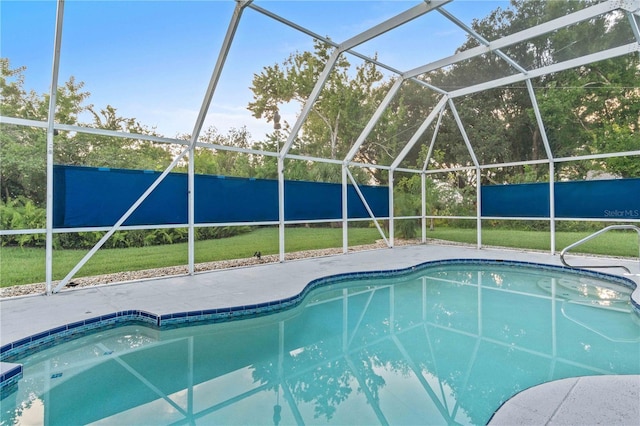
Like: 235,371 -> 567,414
481,182 -> 550,218
194,174 -> 277,223
53,165 -> 389,228
481,178 -> 640,219
54,166 -> 188,227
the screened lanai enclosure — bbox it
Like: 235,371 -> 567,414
1,0 -> 639,294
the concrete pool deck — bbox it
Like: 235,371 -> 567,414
1,243 -> 639,424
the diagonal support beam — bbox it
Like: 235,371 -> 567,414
189,0 -> 252,148
279,49 -> 341,157
280,0 -> 450,158
628,11 -> 640,44
345,356 -> 390,425
247,2 -> 449,96
338,0 -> 452,51
422,108 -> 445,172
53,1 -> 252,292
525,79 -> 553,160
390,95 -> 449,170
344,77 -> 405,163
345,168 -> 390,247
447,99 -> 479,168
437,7 -> 528,74
391,335 -> 457,423
53,147 -> 192,293
449,43 -> 640,98
97,343 -> 188,417
403,0 -> 628,79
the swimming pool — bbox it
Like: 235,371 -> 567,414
1,261 -> 638,425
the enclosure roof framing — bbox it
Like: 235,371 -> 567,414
402,0 -> 638,79
5,0 -> 635,168
244,0 -> 639,170
449,42 -> 640,99
1,0 -> 637,168
336,0 -> 452,52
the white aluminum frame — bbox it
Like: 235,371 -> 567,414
44,0 -> 65,294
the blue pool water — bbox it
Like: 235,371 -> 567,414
1,262 -> 638,425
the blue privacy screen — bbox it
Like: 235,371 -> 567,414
481,178 -> 640,219
53,165 -> 389,227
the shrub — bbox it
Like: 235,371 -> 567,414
0,197 -> 46,247
1,197 -> 252,248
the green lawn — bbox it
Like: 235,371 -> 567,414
427,227 -> 638,258
1,226 -> 637,287
0,227 -> 382,287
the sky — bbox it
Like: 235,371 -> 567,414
1,0 -> 510,142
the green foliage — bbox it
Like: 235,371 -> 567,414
196,226 -> 249,241
60,105 -> 173,170
1,59 -> 95,204
394,175 -> 421,239
413,0 -> 639,182
54,227 -> 251,250
177,127 -> 256,178
482,219 -> 549,232
393,217 -> 419,239
0,197 -> 251,249
598,124 -> 640,178
0,197 -> 46,247
507,164 -> 549,184
392,173 -> 476,236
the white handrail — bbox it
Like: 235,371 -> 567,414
560,225 -> 640,273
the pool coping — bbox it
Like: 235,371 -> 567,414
488,375 -> 640,425
1,257 -> 638,393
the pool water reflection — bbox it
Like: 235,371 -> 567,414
2,263 -> 638,425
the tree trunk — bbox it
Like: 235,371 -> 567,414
532,127 -> 539,160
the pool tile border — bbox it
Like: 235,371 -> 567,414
0,362 -> 22,398
0,310 -> 158,361
1,259 -> 637,393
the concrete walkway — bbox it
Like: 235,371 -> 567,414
489,375 -> 639,425
2,243 -> 639,424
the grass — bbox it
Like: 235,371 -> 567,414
0,227 -> 382,287
1,226 -> 638,287
427,227 -> 638,258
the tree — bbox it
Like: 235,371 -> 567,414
423,0 -> 639,183
1,59 -> 173,204
1,58 -> 51,203
0,124 -> 46,202
354,78 -> 443,184
63,104 -> 172,169
178,126 -> 255,177
248,40 -> 384,183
